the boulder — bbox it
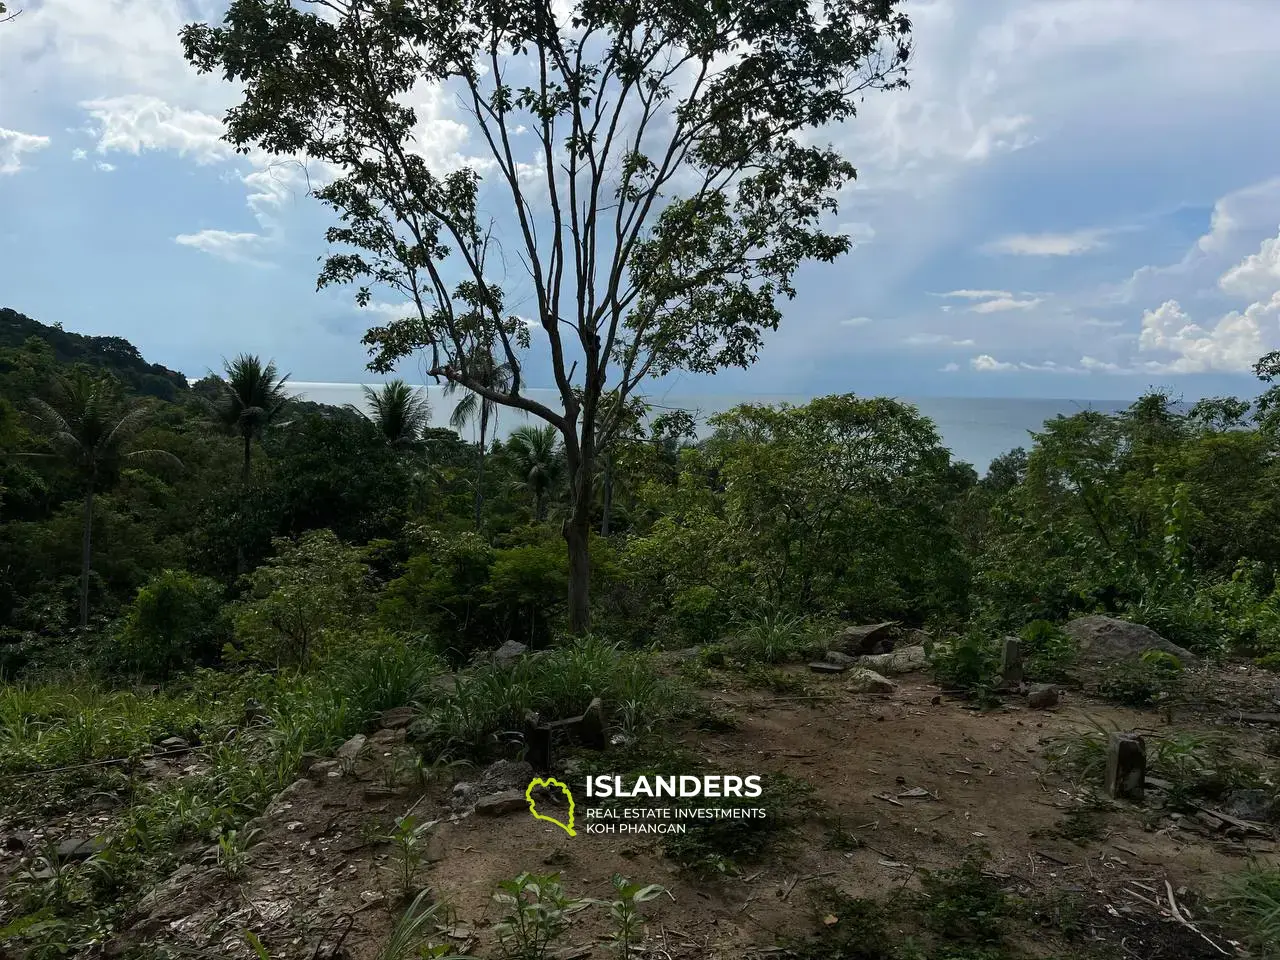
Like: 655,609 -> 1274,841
379,706 -> 416,730
856,645 -> 927,675
475,790 -> 529,816
55,837 -> 106,861
1027,684 -> 1059,709
336,733 -> 368,761
1064,615 -> 1196,665
1223,788 -> 1278,823
845,668 -> 897,694
494,640 -> 530,663
837,622 -> 897,655
308,759 -> 341,781
824,650 -> 858,668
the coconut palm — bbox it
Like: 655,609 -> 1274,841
507,424 -> 565,521
443,348 -> 514,529
351,379 -> 430,449
23,371 -> 181,627
215,354 -> 292,483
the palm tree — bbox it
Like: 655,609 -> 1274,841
443,348 -> 514,529
215,354 -> 292,483
23,371 -> 181,627
351,379 -> 430,448
507,424 -> 564,521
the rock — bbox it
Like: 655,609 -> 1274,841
371,727 -> 403,745
1223,788 -> 1278,823
845,668 -> 897,694
336,733 -> 368,761
824,650 -> 858,668
856,645 -> 927,675
837,622 -> 898,655
379,706 -> 416,730
578,697 -> 607,750
157,736 -> 189,752
452,781 -> 474,797
243,697 -> 268,724
1064,615 -> 1196,666
475,790 -> 529,816
809,661 -> 848,674
309,759 -> 341,781
1000,637 -> 1024,688
363,785 -> 405,801
56,837 -> 106,861
3,830 -> 32,852
494,640 -> 530,663
478,758 -> 534,794
1027,684 -> 1059,709
1105,732 -> 1146,802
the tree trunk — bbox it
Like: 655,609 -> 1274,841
79,482 -> 95,629
600,456 -> 614,537
237,432 -> 252,575
474,414 -> 487,531
565,496 -> 591,635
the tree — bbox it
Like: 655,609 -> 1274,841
507,424 -> 564,521
443,348 -> 514,530
23,371 -> 180,627
215,354 -> 292,483
352,378 -> 431,448
182,0 -> 913,633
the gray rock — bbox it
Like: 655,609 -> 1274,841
1027,684 -> 1059,709
809,660 -> 848,674
474,790 -> 529,816
336,733 -> 368,761
371,727 -> 403,745
379,706 -> 416,730
838,622 -> 898,655
452,781 -> 474,797
1223,788 -> 1278,823
1105,732 -> 1146,802
309,759 -> 341,781
845,668 -> 897,694
1064,615 -> 1196,665
1000,637 -> 1024,688
56,837 -> 106,861
157,736 -> 189,752
478,758 -> 534,793
857,645 -> 927,675
494,640 -> 530,663
824,650 -> 858,667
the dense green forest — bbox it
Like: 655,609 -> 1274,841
5,307 -> 1280,680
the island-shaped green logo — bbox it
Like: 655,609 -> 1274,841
526,777 -> 576,837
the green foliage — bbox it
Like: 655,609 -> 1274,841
231,530 -> 370,668
730,611 -> 819,665
602,875 -> 665,959
114,570 -> 229,679
1018,619 -> 1077,682
1096,657 -> 1184,707
1218,864 -> 1280,955
491,873 -> 584,960
927,632 -> 1000,703
917,858 -> 1009,945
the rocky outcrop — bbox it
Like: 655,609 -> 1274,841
1064,615 -> 1196,665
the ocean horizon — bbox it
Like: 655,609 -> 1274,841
283,381 -> 1136,471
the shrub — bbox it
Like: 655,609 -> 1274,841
114,570 -> 229,680
670,585 -> 724,646
1096,657 -> 1184,707
1219,865 -> 1280,954
1019,619 -> 1076,683
927,631 -> 999,703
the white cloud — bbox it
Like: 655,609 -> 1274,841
96,161 -> 115,172
174,229 -> 270,265
1138,296 -> 1278,373
968,296 -> 1042,314
1219,227 -> 1280,299
841,316 -> 873,327
970,354 -> 1017,372
935,289 -> 1014,300
940,362 -> 960,372
0,127 -> 51,174
70,147 -> 87,161
985,229 -> 1107,256
1080,355 -> 1127,373
83,95 -> 231,165
838,222 -> 876,245
904,333 -> 975,347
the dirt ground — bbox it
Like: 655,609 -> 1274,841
6,661 -> 1280,960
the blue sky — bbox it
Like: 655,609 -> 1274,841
3,0 -> 1280,403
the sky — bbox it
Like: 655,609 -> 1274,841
3,0 -> 1280,403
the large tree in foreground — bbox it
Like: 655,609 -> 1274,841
182,0 -> 912,632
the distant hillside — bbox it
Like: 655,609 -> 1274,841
0,308 -> 189,400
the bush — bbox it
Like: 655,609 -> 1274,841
670,585 -> 725,646
114,570 -> 229,680
1019,619 -> 1076,683
927,631 -> 999,702
1096,657 -> 1184,707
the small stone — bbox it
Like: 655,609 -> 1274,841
363,785 -> 403,801
845,668 -> 897,694
379,706 -> 416,730
336,734 -> 368,761
809,661 -> 848,674
579,697 -> 607,750
56,837 -> 106,861
1027,684 -> 1059,709
452,781 -> 474,797
1105,732 -> 1146,802
157,736 -> 189,752
309,760 -> 341,782
494,640 -> 530,663
474,790 -> 529,816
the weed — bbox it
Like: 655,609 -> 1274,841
1020,620 -> 1077,683
1052,802 -> 1106,845
927,632 -> 1000,705
491,872 -> 587,960
385,815 -> 434,900
916,857 -> 1008,945
1218,864 -> 1280,955
731,611 -> 817,664
740,663 -> 810,695
216,826 -> 262,881
785,885 -> 895,960
822,816 -> 865,852
601,874 -> 665,958
1096,657 -> 1184,707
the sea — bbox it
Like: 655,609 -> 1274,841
285,382 -> 1132,472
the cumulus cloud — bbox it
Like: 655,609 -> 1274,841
841,316 -> 873,327
940,362 -> 960,372
970,354 -> 1016,372
83,96 -> 231,165
174,229 -> 271,265
1138,297 -> 1278,373
1219,228 -> 1280,298
0,128 -> 51,174
968,296 -> 1043,314
985,229 -> 1108,257
904,333 -> 975,347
